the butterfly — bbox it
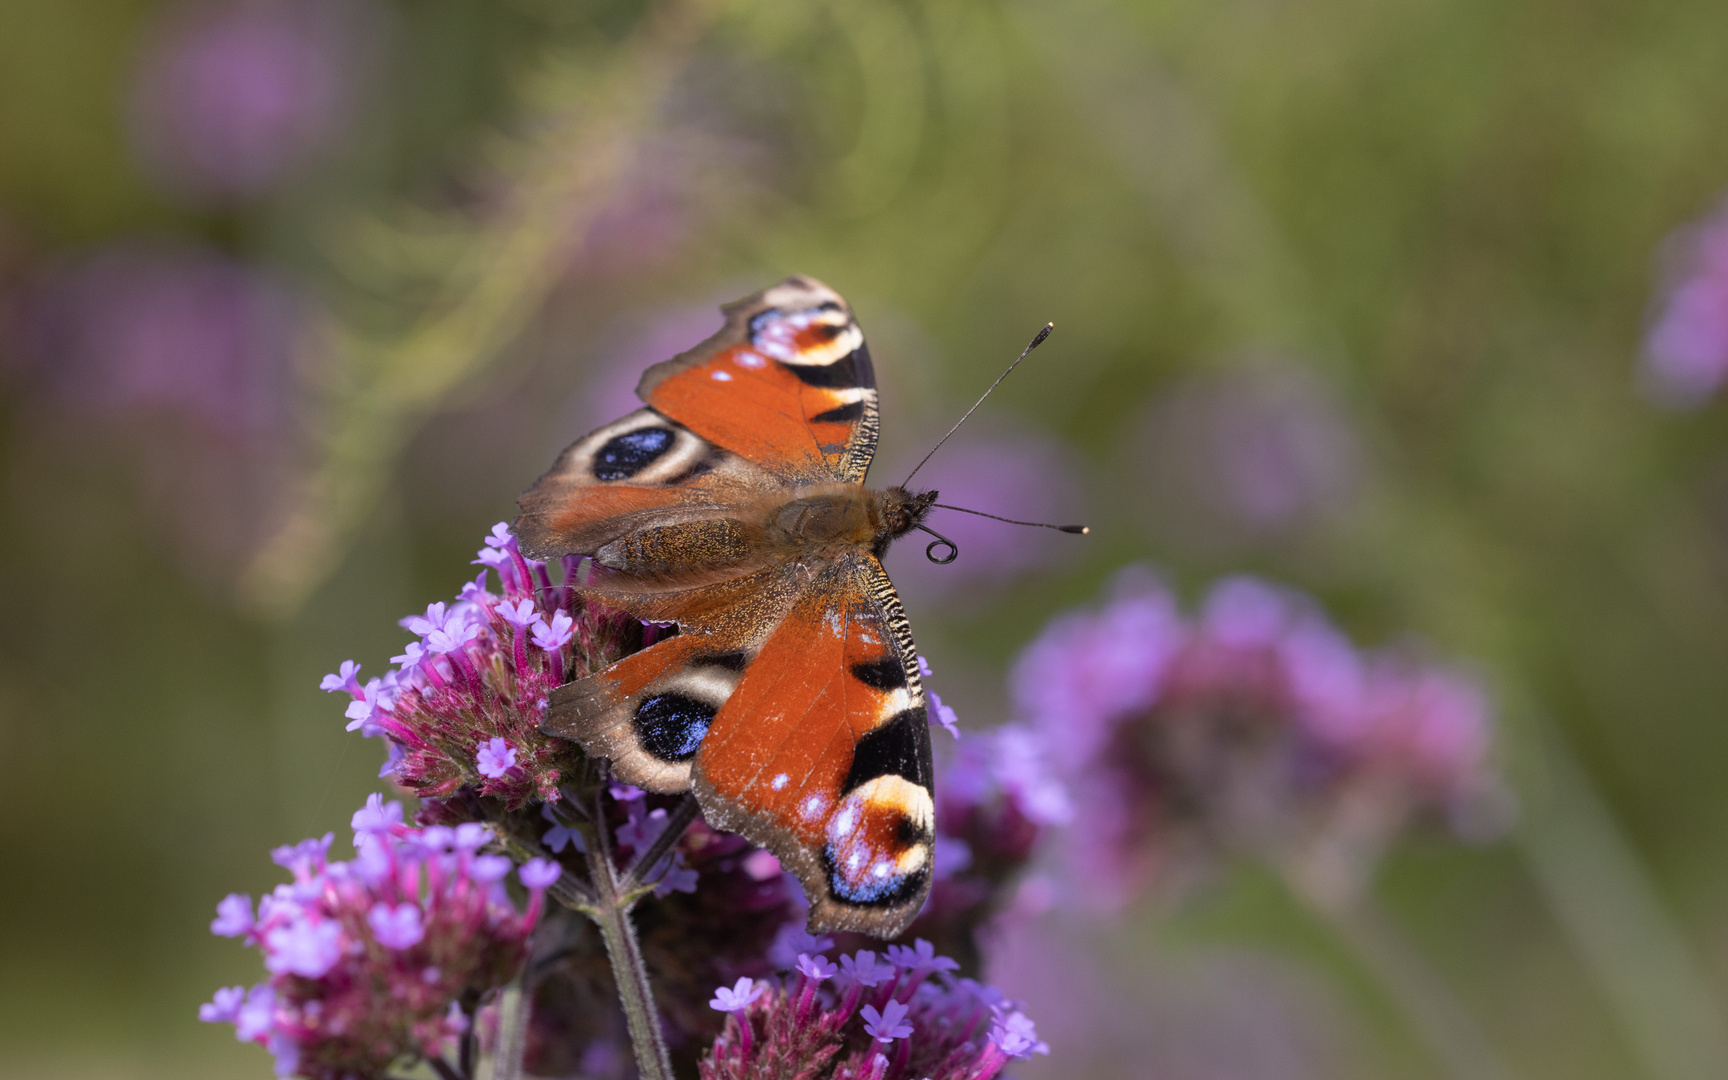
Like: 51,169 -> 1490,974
513,276 -> 943,938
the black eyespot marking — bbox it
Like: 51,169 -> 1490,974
697,652 -> 749,672
814,322 -> 846,341
782,349 -> 863,388
844,708 -> 932,793
634,693 -> 715,762
593,428 -> 673,481
850,657 -> 906,691
812,400 -> 865,424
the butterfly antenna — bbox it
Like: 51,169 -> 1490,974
901,322 -> 1054,487
932,503 -> 1090,535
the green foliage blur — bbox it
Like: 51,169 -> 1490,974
3,0 -> 1728,1078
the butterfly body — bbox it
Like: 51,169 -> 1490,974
592,484 -> 935,584
514,277 -> 941,936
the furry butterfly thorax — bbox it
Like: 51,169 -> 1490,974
513,277 -> 946,938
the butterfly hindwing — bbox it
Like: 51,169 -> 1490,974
638,276 -> 880,483
690,556 -> 934,936
545,632 -> 758,794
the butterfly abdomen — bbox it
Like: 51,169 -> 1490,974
597,519 -> 753,578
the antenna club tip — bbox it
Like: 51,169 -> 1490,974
1061,525 -> 1090,535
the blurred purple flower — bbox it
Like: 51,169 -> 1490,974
19,240 -> 303,435
1131,364 -> 1360,552
1009,567 -> 1186,773
1014,569 -> 1506,908
128,0 -> 381,203
1643,196 -> 1728,407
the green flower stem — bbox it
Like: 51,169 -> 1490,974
585,788 -> 676,1080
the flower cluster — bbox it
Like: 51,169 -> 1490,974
1014,569 -> 1504,906
699,941 -> 1047,1080
200,795 -> 560,1078
321,523 -> 648,808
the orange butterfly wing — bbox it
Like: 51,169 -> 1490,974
691,556 -> 932,935
636,275 -> 879,484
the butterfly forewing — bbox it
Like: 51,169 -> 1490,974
637,276 -> 880,484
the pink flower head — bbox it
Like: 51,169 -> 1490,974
128,0 -> 378,203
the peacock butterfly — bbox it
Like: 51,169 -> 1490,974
513,276 -> 947,938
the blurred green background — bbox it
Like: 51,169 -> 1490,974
4,0 -> 1728,1077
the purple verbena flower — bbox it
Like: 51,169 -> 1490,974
325,522 -> 649,809
200,985 -> 246,1023
519,858 -> 562,890
927,689 -> 961,740
711,977 -> 767,1014
698,946 -> 1039,1080
366,902 -> 425,950
798,954 -> 839,982
860,1000 -> 914,1043
531,610 -> 576,652
1014,568 -> 1506,908
475,737 -> 517,779
211,893 -> 254,937
540,803 -> 585,854
988,1008 -> 1048,1058
840,949 -> 891,988
201,795 -> 546,1078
